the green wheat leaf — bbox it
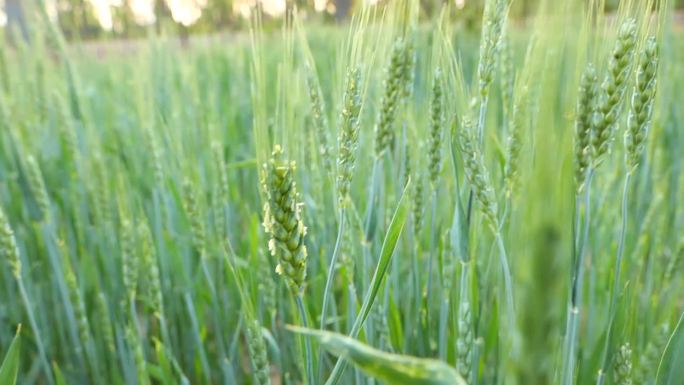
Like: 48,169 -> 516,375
0,325 -> 21,385
290,327 -> 467,385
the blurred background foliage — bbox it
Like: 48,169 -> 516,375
2,0 -> 683,41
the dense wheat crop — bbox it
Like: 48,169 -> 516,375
1,1 -> 683,385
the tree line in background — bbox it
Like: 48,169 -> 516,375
4,0 -> 683,41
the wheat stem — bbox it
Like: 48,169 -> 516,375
438,292 -> 449,361
494,229 -> 515,323
183,293 -> 212,384
596,172 -> 632,385
296,294 -> 315,385
18,278 -> 55,385
563,168 -> 594,385
425,190 -> 438,340
318,208 -> 345,380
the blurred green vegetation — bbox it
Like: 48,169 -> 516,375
0,1 -> 683,385
4,0 -> 683,41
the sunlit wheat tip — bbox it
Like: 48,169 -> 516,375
143,125 -> 164,186
504,85 -> 528,197
305,67 -> 333,173
125,325 -> 149,385
635,323 -> 669,383
498,33 -> 515,115
0,206 -> 21,279
140,221 -> 163,316
592,18 -> 638,164
613,343 -> 632,385
262,145 -> 308,294
121,219 -> 139,301
183,179 -> 207,256
456,301 -> 473,380
574,63 -> 598,191
375,37 -> 408,156
212,142 -> 229,239
458,117 -> 498,228
92,154 -> 112,228
478,0 -> 507,98
26,155 -> 51,220
625,36 -> 658,171
96,293 -> 116,357
428,68 -> 444,187
257,250 -> 276,319
412,171 -> 425,239
336,67 -> 362,208
62,245 -> 91,348
246,319 -> 271,385
401,37 -> 417,103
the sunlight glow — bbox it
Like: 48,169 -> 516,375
166,0 -> 208,27
314,0 -> 327,12
128,0 -> 156,25
78,0 -> 332,29
0,0 -> 6,28
261,0 -> 286,16
233,0 -> 288,19
233,0 -> 257,19
89,0 -> 117,31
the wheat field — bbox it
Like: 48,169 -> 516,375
0,1 -> 683,385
